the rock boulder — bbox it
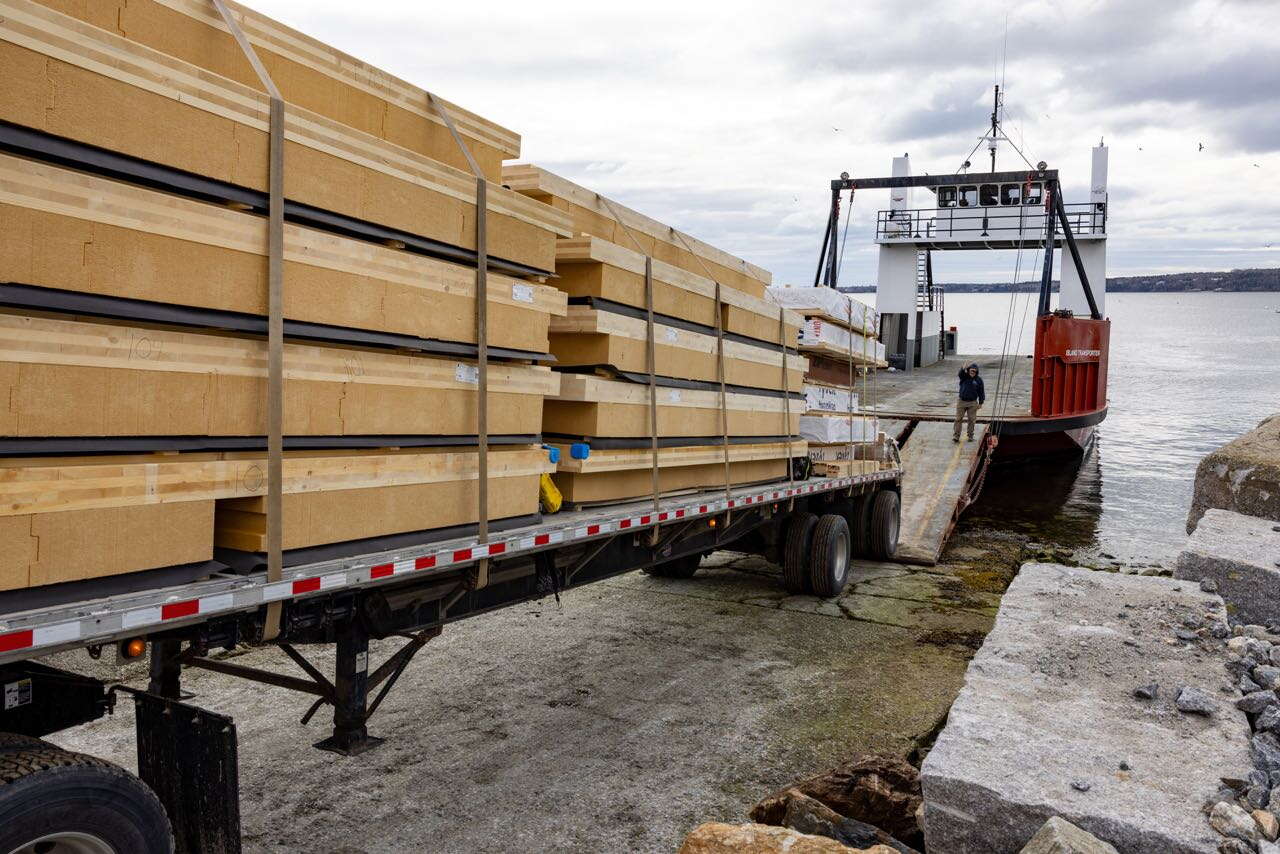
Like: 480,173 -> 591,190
1187,413 -> 1280,532
1018,817 -> 1119,854
1175,509 -> 1280,625
750,754 -> 922,846
677,822 -> 895,854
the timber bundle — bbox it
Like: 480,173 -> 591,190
0,0 -> 829,592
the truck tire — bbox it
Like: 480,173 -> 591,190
782,513 -> 818,593
0,734 -> 47,755
869,489 -> 901,560
845,495 -> 873,557
809,514 -> 852,598
644,553 -> 700,579
0,746 -> 173,854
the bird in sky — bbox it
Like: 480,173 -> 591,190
1198,142 -> 1204,151
1255,163 -> 1262,168
832,126 -> 841,132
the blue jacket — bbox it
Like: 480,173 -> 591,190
958,364 -> 985,404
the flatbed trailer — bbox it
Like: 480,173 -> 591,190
0,463 -> 900,854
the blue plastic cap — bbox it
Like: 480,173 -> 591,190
541,444 -> 561,464
570,443 -> 591,460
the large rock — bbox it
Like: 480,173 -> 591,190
751,754 -> 922,845
1175,509 -> 1280,625
1187,414 -> 1280,532
1019,817 -> 1119,854
677,822 -> 895,853
778,789 -> 920,854
920,564 -> 1251,854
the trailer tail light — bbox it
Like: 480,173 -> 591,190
120,637 -> 147,659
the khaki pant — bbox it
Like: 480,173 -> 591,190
954,399 -> 980,440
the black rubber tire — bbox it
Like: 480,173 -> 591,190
846,494 -> 873,557
644,553 -> 701,579
870,489 -> 901,560
0,733 -> 48,755
809,514 -> 852,598
782,513 -> 819,593
0,746 -> 173,854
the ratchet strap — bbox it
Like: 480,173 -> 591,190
846,301 -> 856,481
594,196 -> 662,527
212,0 -> 286,640
667,229 -> 733,516
427,93 -> 492,588
779,306 -> 795,500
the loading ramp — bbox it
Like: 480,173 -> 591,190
893,420 -> 992,565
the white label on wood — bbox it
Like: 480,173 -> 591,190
3,679 -> 32,711
665,327 -> 679,342
668,389 -> 682,403
455,363 -> 479,384
511,283 -> 535,303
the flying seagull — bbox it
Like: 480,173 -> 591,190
1198,142 -> 1204,151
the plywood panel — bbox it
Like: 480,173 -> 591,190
546,374 -> 799,438
552,458 -> 790,506
549,307 -> 807,392
504,166 -> 770,295
215,474 -> 541,551
0,3 -> 570,270
0,446 -> 554,517
0,501 -> 213,591
35,0 -> 519,179
0,311 -> 557,437
555,236 -> 800,344
0,155 -> 567,352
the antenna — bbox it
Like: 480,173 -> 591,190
990,85 -> 1001,172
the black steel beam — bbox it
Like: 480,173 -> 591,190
1037,182 -> 1060,316
832,168 -> 1056,191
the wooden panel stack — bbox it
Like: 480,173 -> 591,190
766,286 -> 888,477
505,170 -> 806,506
0,0 -> 571,591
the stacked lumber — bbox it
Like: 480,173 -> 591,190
0,0 -> 568,590
766,286 -> 888,476
513,174 -> 805,504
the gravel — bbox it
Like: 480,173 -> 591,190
1177,686 -> 1220,715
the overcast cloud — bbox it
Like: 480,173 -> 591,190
251,0 -> 1277,285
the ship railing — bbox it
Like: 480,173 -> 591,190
876,203 -> 1105,242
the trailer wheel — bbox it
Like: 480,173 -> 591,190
845,495 -> 873,557
0,746 -> 172,854
0,734 -> 47,755
809,514 -> 852,598
644,553 -> 701,579
869,489 -> 901,560
782,513 -> 818,593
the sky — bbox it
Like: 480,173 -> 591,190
250,0 -> 1279,286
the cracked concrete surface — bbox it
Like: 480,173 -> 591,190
46,536 -> 1015,853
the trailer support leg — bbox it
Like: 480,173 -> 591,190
147,638 -> 183,700
315,621 -> 382,756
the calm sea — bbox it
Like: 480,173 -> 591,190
943,290 -> 1280,565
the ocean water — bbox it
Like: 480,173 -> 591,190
943,291 -> 1280,565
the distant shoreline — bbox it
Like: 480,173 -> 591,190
839,267 -> 1279,294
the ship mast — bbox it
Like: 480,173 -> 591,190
989,85 -> 1001,172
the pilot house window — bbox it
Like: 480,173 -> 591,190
958,185 -> 977,207
1024,183 -> 1043,205
979,184 -> 999,206
937,186 -> 957,208
1000,184 -> 1022,205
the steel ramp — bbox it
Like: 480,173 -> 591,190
893,420 -> 990,565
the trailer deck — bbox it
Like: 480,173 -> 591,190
0,470 -> 898,666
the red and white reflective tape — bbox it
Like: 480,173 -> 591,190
0,471 -> 895,661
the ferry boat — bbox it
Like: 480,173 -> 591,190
815,89 -> 1110,459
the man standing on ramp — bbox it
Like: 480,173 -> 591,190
953,363 -> 984,443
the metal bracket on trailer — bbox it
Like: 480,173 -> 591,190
0,473 -> 900,664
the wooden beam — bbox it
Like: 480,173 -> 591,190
0,153 -> 566,351
0,447 -> 554,518
35,0 -> 521,174
503,164 -> 770,295
0,310 -> 558,437
550,441 -> 803,474
1,1 -> 570,270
